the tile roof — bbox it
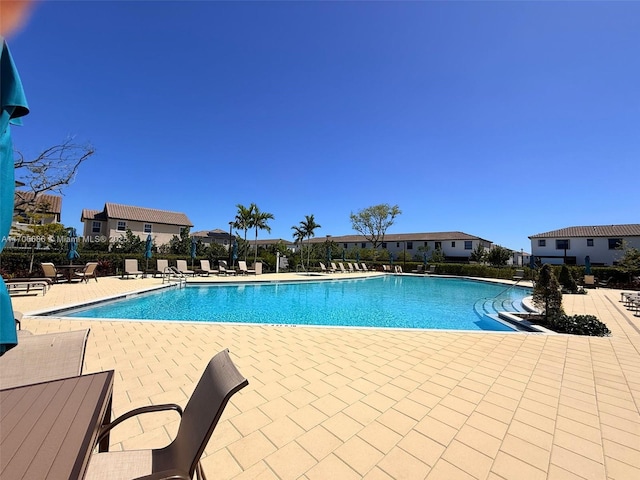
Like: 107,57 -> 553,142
529,224 -> 640,238
309,231 -> 491,243
81,203 -> 192,227
14,191 -> 62,214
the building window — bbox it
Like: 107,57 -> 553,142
406,241 -> 413,250
117,221 -> 126,231
91,221 -> 101,233
451,241 -> 456,248
556,239 -> 570,250
587,238 -> 594,247
396,242 -> 400,248
424,241 -> 428,247
144,223 -> 152,233
464,241 -> 472,250
382,242 -> 387,249
435,242 -> 441,250
608,238 -> 623,250
538,239 -> 546,247
361,242 -> 366,249
343,243 -> 348,249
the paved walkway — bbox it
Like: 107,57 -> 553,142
10,274 -> 640,479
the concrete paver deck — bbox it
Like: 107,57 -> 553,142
9,274 -> 640,479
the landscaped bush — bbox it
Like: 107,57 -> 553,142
558,264 -> 580,293
548,314 -> 611,337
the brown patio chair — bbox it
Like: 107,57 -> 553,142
74,261 -> 99,283
0,329 -> 90,389
40,262 -> 64,283
85,349 -> 248,480
176,259 -> 195,276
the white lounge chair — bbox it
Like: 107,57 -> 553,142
176,259 -> 195,276
218,260 -> 236,276
198,259 -> 218,276
237,260 -> 255,275
124,259 -> 143,278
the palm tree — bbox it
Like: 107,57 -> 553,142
234,203 -> 254,262
292,214 -> 321,269
249,204 -> 274,265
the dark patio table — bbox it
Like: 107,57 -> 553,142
55,264 -> 84,282
0,370 -> 114,479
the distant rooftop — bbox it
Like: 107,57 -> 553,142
81,203 -> 192,227
529,224 -> 640,238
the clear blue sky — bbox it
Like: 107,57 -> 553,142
7,1 -> 639,252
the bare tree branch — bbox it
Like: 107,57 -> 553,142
13,138 -> 95,210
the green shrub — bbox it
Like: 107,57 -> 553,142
559,265 -> 579,293
549,314 -> 611,336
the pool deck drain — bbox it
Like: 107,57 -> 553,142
11,273 -> 640,479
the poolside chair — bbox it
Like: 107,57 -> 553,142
394,265 -> 403,274
237,260 -> 255,275
41,262 -> 64,283
0,329 -> 90,389
338,262 -> 348,273
361,263 -> 370,272
583,275 -> 596,288
426,265 -> 436,274
217,260 -> 236,276
176,260 -> 195,276
124,259 -> 143,279
331,262 -> 339,273
411,265 -> 424,274
85,349 -> 248,480
74,262 -> 99,283
347,263 -> 356,273
198,259 -> 218,276
153,259 -> 170,278
598,276 -> 614,288
513,269 -> 524,281
353,263 -> 362,272
6,277 -> 52,295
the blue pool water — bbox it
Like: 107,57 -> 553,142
61,276 -> 530,332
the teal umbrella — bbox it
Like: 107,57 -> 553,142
585,256 -> 592,275
1,39 -> 29,355
389,252 -> 394,265
232,239 -> 238,267
342,249 -> 346,262
356,250 -> 360,262
423,252 -> 428,266
326,245 -> 332,263
190,238 -> 197,269
145,234 -> 152,271
67,228 -> 79,264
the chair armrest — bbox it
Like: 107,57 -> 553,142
134,468 -> 191,480
97,403 -> 183,444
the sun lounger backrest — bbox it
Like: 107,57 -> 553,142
0,329 -> 90,389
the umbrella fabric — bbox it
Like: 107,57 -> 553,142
342,249 -> 346,262
67,228 -> 79,264
145,234 -> 152,271
232,239 -> 238,265
190,238 -> 197,269
1,39 -> 29,355
530,255 -> 536,270
356,251 -> 360,262
423,252 -> 428,266
326,245 -> 332,263
585,256 -> 592,275
389,252 -> 394,265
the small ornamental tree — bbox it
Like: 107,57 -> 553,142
469,244 -> 487,263
533,264 -> 564,323
487,245 -> 511,266
558,264 -> 579,293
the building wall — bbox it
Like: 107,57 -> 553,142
83,219 -> 185,246
530,236 -> 640,265
333,238 -> 492,260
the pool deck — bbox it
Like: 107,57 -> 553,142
10,273 -> 640,479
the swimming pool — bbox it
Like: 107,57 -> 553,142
60,276 -> 530,332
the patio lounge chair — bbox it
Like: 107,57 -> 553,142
338,262 -> 347,273
218,260 -> 236,276
237,260 -> 255,275
74,262 -> 99,283
85,349 -> 248,480
583,275 -> 596,288
41,262 -> 65,283
411,265 -> 424,274
176,260 -> 195,276
150,259 -> 170,278
331,262 -> 339,273
347,263 -> 356,273
124,259 -> 143,278
361,263 -> 370,272
5,277 -> 52,295
598,276 -> 614,288
198,259 -> 218,276
0,329 -> 90,389
426,265 -> 436,274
